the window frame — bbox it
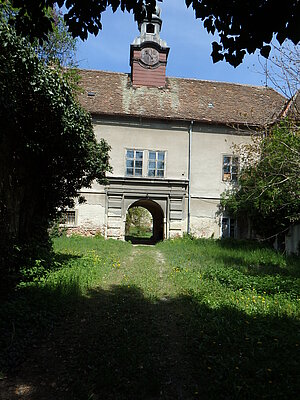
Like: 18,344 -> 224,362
147,149 -> 166,178
125,149 -> 144,177
125,148 -> 166,178
222,155 -> 239,182
62,210 -> 77,226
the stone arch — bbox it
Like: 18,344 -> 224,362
125,199 -> 164,244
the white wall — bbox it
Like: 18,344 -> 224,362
93,120 -> 188,180
190,127 -> 250,198
75,118 -> 252,239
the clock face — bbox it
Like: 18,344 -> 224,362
141,48 -> 159,66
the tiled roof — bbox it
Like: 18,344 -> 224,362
78,69 -> 287,126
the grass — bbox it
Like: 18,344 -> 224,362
126,226 -> 152,238
157,236 -> 300,399
0,236 -> 131,372
0,235 -> 299,399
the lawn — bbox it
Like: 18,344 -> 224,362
0,235 -> 299,399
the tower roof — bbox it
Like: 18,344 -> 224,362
132,5 -> 167,48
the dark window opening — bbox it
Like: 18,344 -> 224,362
146,23 -> 155,33
222,217 -> 236,238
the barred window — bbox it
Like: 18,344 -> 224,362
63,211 -> 76,225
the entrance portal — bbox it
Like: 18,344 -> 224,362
125,199 -> 164,244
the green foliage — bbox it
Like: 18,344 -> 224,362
0,2 -> 77,67
34,7 -> 77,67
6,0 -> 300,66
221,121 -> 300,238
125,206 -> 152,237
0,21 -> 111,270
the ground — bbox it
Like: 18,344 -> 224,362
0,237 -> 299,399
0,246 -> 196,399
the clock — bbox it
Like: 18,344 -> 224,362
141,48 -> 159,66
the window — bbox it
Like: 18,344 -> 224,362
223,155 -> 238,182
148,151 -> 165,177
125,149 -> 166,178
221,217 -> 236,238
63,211 -> 76,225
126,149 -> 143,176
146,23 -> 155,33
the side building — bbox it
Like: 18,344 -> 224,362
68,8 -> 286,242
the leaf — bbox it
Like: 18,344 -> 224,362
260,45 -> 271,58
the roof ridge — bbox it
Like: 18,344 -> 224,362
77,68 -> 285,96
166,75 -> 284,91
78,68 -> 129,76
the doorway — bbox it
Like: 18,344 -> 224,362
125,199 -> 164,244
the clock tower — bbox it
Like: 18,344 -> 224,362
130,7 -> 170,88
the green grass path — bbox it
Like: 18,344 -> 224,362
1,245 -> 197,400
1,238 -> 299,400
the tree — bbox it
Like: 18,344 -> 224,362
221,121 -> 300,240
0,21 -> 111,270
125,207 -> 152,236
34,7 -> 78,67
1,1 -> 77,67
259,41 -> 300,101
7,0 -> 300,67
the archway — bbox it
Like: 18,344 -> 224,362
125,199 -> 164,244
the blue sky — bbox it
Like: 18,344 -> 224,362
76,0 -> 268,87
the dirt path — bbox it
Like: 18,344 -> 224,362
1,246 -> 197,400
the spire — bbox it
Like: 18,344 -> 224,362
133,6 -> 167,48
130,7 -> 170,88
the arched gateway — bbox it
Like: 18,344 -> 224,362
105,177 -> 188,241
125,199 -> 164,244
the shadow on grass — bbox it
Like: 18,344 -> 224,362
215,239 -> 269,251
210,239 -> 300,278
125,235 -> 156,245
1,281 -> 299,400
221,257 -> 300,281
0,253 -> 81,303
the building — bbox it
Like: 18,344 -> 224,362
67,7 -> 287,243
